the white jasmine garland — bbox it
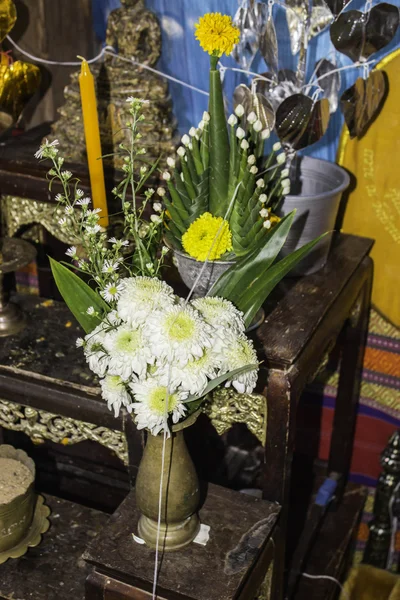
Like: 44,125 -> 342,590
228,114 -> 238,126
235,104 -> 245,117
263,220 -> 272,229
150,214 -> 162,224
247,111 -> 257,124
253,120 -> 263,132
153,202 -> 162,213
177,146 -> 186,157
166,157 -> 176,168
260,208 -> 269,218
202,111 -> 210,122
250,166 -> 258,175
157,187 -> 166,197
261,129 -> 270,140
256,178 -> 265,188
247,154 -> 256,165
259,194 -> 267,204
189,126 -> 198,137
240,139 -> 249,150
162,171 -> 171,181
181,134 -> 190,146
277,152 -> 286,165
198,119 -> 205,130
281,168 -> 290,178
273,142 -> 282,152
281,178 -> 290,187
236,127 -> 245,140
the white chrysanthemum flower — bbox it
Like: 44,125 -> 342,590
100,375 -> 133,418
117,277 -> 175,327
100,282 -> 124,303
130,378 -> 187,435
235,104 -> 245,117
219,331 -> 258,393
83,323 -> 110,377
103,324 -> 153,380
157,348 -> 217,396
192,297 -> 245,335
147,304 -> 212,364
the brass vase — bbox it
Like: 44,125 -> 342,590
135,413 -> 201,551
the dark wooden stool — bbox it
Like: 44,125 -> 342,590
83,484 -> 280,600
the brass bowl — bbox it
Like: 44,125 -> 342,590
0,445 -> 36,553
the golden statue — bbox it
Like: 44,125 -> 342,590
50,0 -> 175,171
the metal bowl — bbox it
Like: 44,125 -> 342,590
0,445 -> 36,553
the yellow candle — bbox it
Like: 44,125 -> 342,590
79,59 -> 108,226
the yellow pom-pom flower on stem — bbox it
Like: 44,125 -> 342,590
195,12 -> 240,58
182,212 -> 233,262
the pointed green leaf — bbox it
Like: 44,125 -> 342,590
183,363 -> 259,403
49,258 -> 109,333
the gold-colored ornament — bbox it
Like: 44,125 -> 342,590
0,0 -> 16,43
0,60 -> 41,123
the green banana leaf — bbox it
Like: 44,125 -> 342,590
183,363 -> 259,403
49,258 -> 109,333
210,211 -> 297,303
208,67 -> 229,217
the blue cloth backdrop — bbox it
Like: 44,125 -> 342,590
93,0 -> 400,161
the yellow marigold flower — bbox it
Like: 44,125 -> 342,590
195,13 -> 240,58
182,212 -> 233,261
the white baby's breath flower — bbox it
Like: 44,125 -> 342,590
58,217 -> 67,226
75,189 -> 84,198
102,260 -> 120,274
34,139 -> 59,159
76,197 -> 91,206
162,172 -> 171,181
261,129 -> 270,140
85,224 -> 102,235
250,166 -> 258,175
147,304 -> 212,365
277,152 -> 286,165
157,187 -> 166,197
64,206 -> 74,215
55,194 -> 63,203
219,331 -> 259,394
256,178 -> 265,188
247,111 -> 257,124
228,114 -> 238,126
253,119 -> 263,132
100,282 -> 124,303
236,127 -> 245,140
130,377 -> 187,436
273,142 -> 282,152
117,277 -> 175,327
240,139 -> 249,150
177,146 -> 186,157
247,154 -> 256,165
87,306 -> 95,315
153,202 -> 163,213
166,157 -> 176,168
161,245 -> 169,255
181,134 -> 190,146
103,324 -> 153,380
100,375 -> 133,418
263,220 -> 272,229
235,104 -> 245,117
65,246 -> 77,258
202,111 -> 210,122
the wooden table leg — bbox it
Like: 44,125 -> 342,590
262,369 -> 299,600
328,258 -> 373,492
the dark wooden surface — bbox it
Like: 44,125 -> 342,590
258,233 -> 373,368
0,494 -> 108,600
84,483 -> 280,600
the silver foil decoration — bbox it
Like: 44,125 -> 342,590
285,0 -> 334,55
232,2 -> 262,70
315,58 -> 341,113
259,14 -> 279,74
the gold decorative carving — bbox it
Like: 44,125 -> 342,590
205,389 -> 267,446
0,399 -> 128,464
3,196 -> 77,244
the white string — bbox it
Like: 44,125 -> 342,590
310,59 -> 376,86
5,34 -> 107,66
302,573 -> 350,600
5,35 -> 209,97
